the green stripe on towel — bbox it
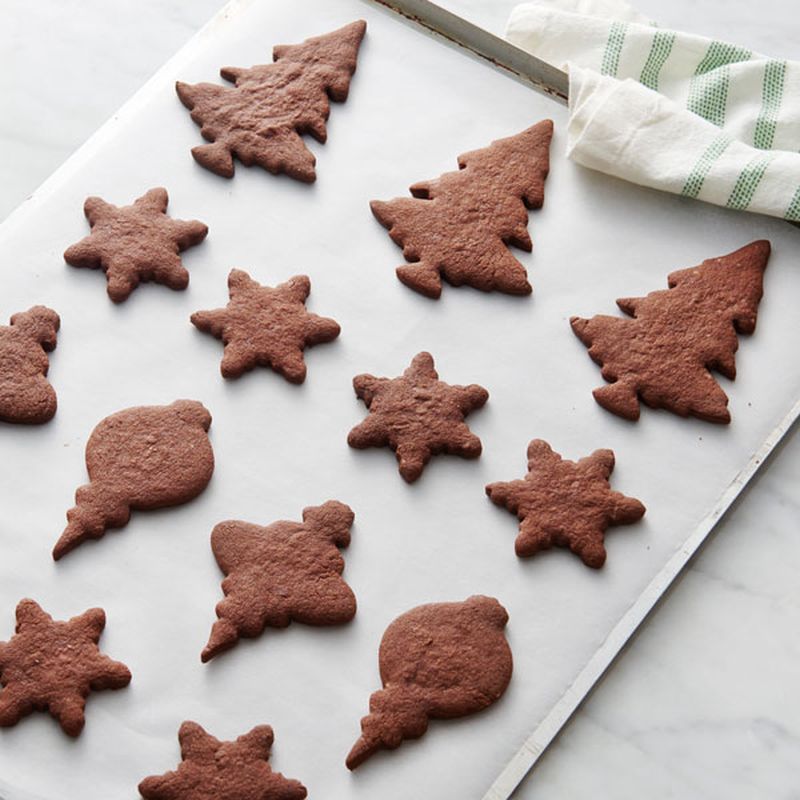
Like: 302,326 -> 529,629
687,42 -> 751,126
601,21 -> 628,77
727,153 -> 774,210
753,60 -> 786,149
639,31 -> 676,90
785,186 -> 800,222
682,133 -> 733,198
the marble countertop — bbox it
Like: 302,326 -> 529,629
1,1 -> 797,797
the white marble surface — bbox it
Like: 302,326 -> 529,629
0,2 -> 797,799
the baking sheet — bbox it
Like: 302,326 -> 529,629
0,0 -> 798,798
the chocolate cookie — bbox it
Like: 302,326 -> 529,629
202,501 -> 356,662
175,20 -> 366,182
139,721 -> 307,800
53,400 -> 214,560
346,596 -> 512,769
370,120 -> 553,298
0,599 -> 131,736
570,240 -> 770,423
348,352 -> 488,482
191,270 -> 340,383
63,187 -> 208,302
486,439 -> 645,568
0,306 -> 60,424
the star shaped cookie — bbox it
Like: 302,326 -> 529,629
139,721 -> 307,800
191,270 -> 340,383
348,352 -> 488,482
0,599 -> 131,736
486,439 -> 645,568
203,501 -> 356,662
64,187 -> 208,302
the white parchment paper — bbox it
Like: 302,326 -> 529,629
0,1 -> 798,798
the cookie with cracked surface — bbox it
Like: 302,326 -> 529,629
570,240 -> 770,423
63,187 -> 208,302
0,306 -> 60,424
486,439 -> 645,568
202,501 -> 356,662
0,599 -> 131,736
139,721 -> 307,800
346,596 -> 512,769
370,120 -> 552,298
53,400 -> 214,560
175,20 -> 366,182
347,351 -> 488,482
191,270 -> 340,383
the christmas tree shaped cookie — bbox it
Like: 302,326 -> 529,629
346,596 -> 512,769
53,400 -> 214,560
139,721 -> 307,800
348,352 -> 489,482
571,240 -> 770,423
176,20 -> 367,182
486,439 -> 645,568
0,306 -> 60,424
370,120 -> 553,298
202,501 -> 356,662
191,270 -> 340,383
0,599 -> 131,736
63,188 -> 208,302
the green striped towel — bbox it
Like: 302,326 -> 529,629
506,0 -> 800,221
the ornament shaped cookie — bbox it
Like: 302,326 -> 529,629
348,352 -> 489,482
63,187 -> 208,302
371,120 -> 553,298
486,439 -> 645,568
570,240 -> 770,423
175,20 -> 367,182
139,721 -> 307,800
191,270 -> 340,383
0,306 -> 60,424
203,501 -> 356,662
53,400 -> 214,560
0,599 -> 131,736
346,596 -> 512,769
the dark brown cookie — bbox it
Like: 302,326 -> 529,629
53,400 -> 214,560
0,306 -> 60,424
570,240 -> 770,423
0,599 -> 131,736
175,20 -> 367,182
346,595 -> 512,769
202,501 -> 356,662
191,270 -> 340,383
370,120 -> 553,298
348,352 -> 488,482
486,439 -> 645,568
63,187 -> 208,303
139,721 -> 307,800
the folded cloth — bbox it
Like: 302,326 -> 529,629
506,0 -> 800,221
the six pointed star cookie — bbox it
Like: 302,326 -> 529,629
486,439 -> 645,568
63,187 -> 208,303
0,599 -> 131,736
203,501 -> 356,662
348,351 -> 489,483
139,721 -> 307,800
191,269 -> 340,383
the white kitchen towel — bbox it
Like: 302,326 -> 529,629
506,0 -> 800,221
